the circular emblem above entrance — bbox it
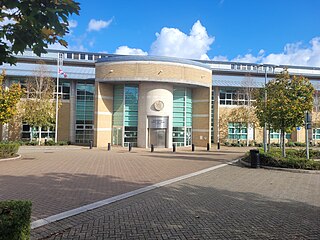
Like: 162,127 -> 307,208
154,100 -> 164,111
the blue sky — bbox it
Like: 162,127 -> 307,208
55,0 -> 320,67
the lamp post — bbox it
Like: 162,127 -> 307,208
262,65 -> 268,153
55,53 -> 63,143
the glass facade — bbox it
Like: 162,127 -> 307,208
172,87 -> 192,146
313,129 -> 320,140
211,90 -> 214,143
228,122 -> 247,140
75,82 -> 94,144
112,85 -> 139,147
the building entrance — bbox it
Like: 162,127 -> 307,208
149,129 -> 166,148
148,116 -> 168,148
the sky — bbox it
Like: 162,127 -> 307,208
51,0 -> 320,67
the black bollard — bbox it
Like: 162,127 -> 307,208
192,144 -> 195,152
108,143 -> 111,151
129,143 -> 132,152
173,144 -> 176,152
151,144 -> 154,152
217,142 -> 220,150
89,140 -> 93,149
207,143 -> 210,151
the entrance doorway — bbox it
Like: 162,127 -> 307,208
149,129 -> 166,148
112,127 -> 122,146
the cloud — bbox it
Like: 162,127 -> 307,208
115,46 -> 148,55
87,19 -> 112,32
211,55 -> 228,61
262,37 -> 320,67
231,49 -> 265,63
47,42 -> 68,50
150,20 -> 214,60
68,20 -> 78,28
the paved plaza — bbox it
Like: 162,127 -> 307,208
1,146 -> 319,239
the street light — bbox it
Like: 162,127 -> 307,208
55,53 -> 63,143
259,64 -> 268,153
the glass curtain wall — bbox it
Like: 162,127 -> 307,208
75,82 -> 94,144
173,87 -> 192,146
112,85 -> 139,147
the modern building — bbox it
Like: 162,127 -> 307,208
1,49 -> 320,147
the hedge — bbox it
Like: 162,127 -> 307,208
0,142 -> 20,158
0,200 -> 32,240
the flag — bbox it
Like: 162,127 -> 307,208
58,68 -> 67,78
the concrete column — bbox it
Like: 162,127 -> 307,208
213,86 -> 220,143
138,82 -> 173,148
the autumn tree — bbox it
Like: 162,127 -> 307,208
255,69 -> 314,157
0,70 -> 22,125
22,64 -> 57,144
0,0 -> 80,65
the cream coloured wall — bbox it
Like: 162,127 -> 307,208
138,82 -> 173,148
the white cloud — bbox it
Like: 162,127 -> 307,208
262,37 -> 320,67
150,20 -> 214,60
231,49 -> 265,63
115,46 -> 148,56
47,42 -> 68,50
68,20 -> 78,28
87,19 -> 112,32
211,55 -> 228,61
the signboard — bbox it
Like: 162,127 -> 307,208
148,116 -> 168,129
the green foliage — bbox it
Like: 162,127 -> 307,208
0,142 -> 19,158
0,71 -> 23,124
22,65 -> 58,144
259,148 -> 320,170
254,69 -> 314,157
0,200 -> 32,240
0,0 -> 80,65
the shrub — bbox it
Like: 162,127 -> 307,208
44,140 -> 55,146
286,142 -> 296,147
0,142 -> 20,158
57,141 -> 68,146
224,141 -> 231,146
25,141 -> 38,146
258,148 -> 320,170
0,200 -> 32,240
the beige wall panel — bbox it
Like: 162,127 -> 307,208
8,121 -> 22,141
192,87 -> 211,147
94,82 -> 113,147
96,62 -> 212,87
58,102 -> 70,141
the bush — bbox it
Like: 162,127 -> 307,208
44,140 -> 55,146
0,142 -> 20,158
0,200 -> 32,240
258,148 -> 320,170
224,141 -> 231,146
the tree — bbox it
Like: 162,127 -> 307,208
0,70 -> 22,124
0,0 -> 80,65
255,69 -> 314,157
22,63 -> 58,144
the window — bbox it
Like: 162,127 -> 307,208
80,54 -> 86,60
88,54 -> 93,60
75,83 -> 95,144
219,88 -> 254,106
57,81 -> 70,100
313,129 -> 320,140
270,129 -> 291,139
172,87 -> 192,146
73,53 -> 79,60
66,53 -> 72,59
21,123 -> 55,140
228,123 -> 247,140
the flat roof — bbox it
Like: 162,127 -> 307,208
97,55 -> 212,70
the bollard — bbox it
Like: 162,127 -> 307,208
89,140 -> 93,149
217,142 -> 220,150
192,144 -> 195,152
207,143 -> 210,151
129,143 -> 132,152
151,144 -> 154,152
108,143 -> 111,151
173,144 -> 176,152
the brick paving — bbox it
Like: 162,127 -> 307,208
31,163 -> 320,240
0,145 -> 246,221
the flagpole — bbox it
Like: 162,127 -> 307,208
55,53 -> 62,143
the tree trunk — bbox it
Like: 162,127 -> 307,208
246,123 -> 249,147
267,124 -> 271,151
38,126 -> 42,146
281,129 -> 286,157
